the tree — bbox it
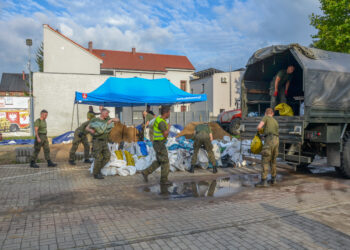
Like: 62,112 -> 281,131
36,42 -> 43,72
310,0 -> 350,53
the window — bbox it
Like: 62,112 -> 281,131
100,70 -> 113,75
181,105 -> 186,112
191,88 -> 193,94
220,109 -> 225,114
221,77 -> 227,83
201,84 -> 205,93
180,80 -> 187,91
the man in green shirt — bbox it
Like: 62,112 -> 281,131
255,108 -> 279,187
30,110 -> 57,168
86,109 -> 119,179
190,123 -> 217,174
142,105 -> 171,185
271,65 -> 295,109
68,120 -> 92,165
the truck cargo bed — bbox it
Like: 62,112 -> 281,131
241,116 -> 304,144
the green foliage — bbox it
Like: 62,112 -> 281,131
35,42 -> 44,72
310,0 -> 350,53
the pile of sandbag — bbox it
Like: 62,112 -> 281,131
109,122 -> 139,143
176,122 -> 231,140
90,134 -> 254,177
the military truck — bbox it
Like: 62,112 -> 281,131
240,44 -> 350,177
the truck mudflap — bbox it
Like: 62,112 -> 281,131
241,116 -> 312,165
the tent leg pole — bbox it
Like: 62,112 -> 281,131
205,101 -> 208,122
183,105 -> 185,127
71,103 -> 75,131
131,106 -> 133,125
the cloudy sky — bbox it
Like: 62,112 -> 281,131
0,0 -> 321,76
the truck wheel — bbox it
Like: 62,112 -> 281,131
338,131 -> 350,178
10,124 -> 19,132
229,118 -> 241,135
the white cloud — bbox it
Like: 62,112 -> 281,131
0,0 -> 322,76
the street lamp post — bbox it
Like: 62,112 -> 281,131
26,39 -> 35,136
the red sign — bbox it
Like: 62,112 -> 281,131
82,93 -> 87,99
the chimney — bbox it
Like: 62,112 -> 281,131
132,47 -> 136,55
88,41 -> 93,52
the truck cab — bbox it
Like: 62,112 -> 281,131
240,44 -> 350,177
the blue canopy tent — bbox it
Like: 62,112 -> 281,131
72,77 -> 207,127
75,77 -> 206,106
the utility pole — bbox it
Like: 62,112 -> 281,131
26,39 -> 34,136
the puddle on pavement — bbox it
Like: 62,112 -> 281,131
142,174 -> 283,199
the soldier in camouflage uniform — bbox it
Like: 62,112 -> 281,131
190,123 -> 217,173
30,110 -> 57,168
270,65 -> 295,109
68,120 -> 92,165
141,106 -> 171,185
86,109 -> 119,179
87,106 -> 99,120
256,108 -> 279,187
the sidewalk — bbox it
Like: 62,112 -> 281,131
0,163 -> 350,249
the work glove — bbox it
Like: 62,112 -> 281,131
273,91 -> 278,97
285,90 -> 288,96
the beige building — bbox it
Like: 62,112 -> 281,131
43,25 -> 102,74
34,24 -> 195,135
190,68 -> 244,119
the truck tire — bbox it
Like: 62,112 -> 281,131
10,124 -> 19,132
338,131 -> 350,178
229,118 -> 241,135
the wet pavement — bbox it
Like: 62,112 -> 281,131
1,162 -> 350,249
142,173 -> 283,199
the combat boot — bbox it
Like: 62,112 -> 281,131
30,161 -> 39,168
141,171 -> 148,182
94,173 -> 104,179
189,165 -> 195,173
68,160 -> 76,165
268,176 -> 277,185
212,165 -> 218,174
47,160 -> 57,167
255,179 -> 268,188
84,159 -> 93,164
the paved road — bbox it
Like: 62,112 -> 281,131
0,162 -> 350,249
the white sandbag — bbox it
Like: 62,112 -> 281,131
197,148 -> 209,169
135,147 -> 156,171
170,125 -> 181,135
124,142 -> 136,155
175,149 -> 191,171
116,167 -> 129,176
166,137 -> 177,148
212,143 -> 221,160
101,166 -> 117,176
89,161 -> 94,174
144,128 -> 150,140
135,143 -> 143,156
126,166 -> 137,175
135,157 -> 150,171
223,136 -> 231,142
109,159 -> 127,168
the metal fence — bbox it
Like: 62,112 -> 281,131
122,110 -> 210,127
